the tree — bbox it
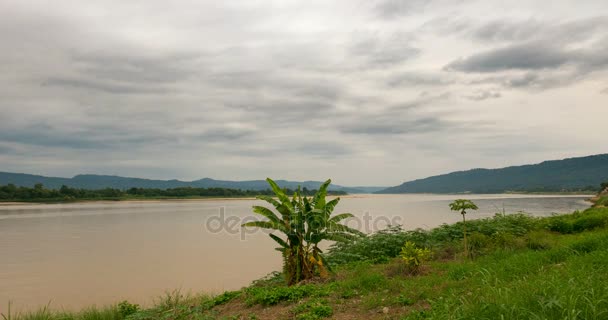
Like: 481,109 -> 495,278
449,199 -> 478,258
242,178 -> 363,285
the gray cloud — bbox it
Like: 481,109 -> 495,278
374,0 -> 430,19
337,92 -> 454,135
444,42 -> 575,73
44,77 -> 167,94
471,16 -> 608,44
465,90 -> 501,101
0,0 -> 607,185
387,72 -> 453,87
0,144 -> 15,154
340,116 -> 445,135
349,33 -> 420,67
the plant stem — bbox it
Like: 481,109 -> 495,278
462,211 -> 468,258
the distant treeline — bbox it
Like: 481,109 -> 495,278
0,184 -> 347,202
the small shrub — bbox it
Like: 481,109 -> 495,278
492,231 -> 525,250
526,230 -> 553,250
245,284 -> 327,306
200,291 -> 241,310
468,232 -> 492,257
400,241 -> 431,274
117,300 -> 139,318
570,237 -> 602,254
327,226 -> 427,265
572,215 -> 606,232
292,299 -> 333,320
546,217 -> 574,234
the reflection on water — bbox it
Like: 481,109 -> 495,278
0,194 -> 591,310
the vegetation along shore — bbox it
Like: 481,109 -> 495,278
0,184 -> 346,203
3,182 -> 608,319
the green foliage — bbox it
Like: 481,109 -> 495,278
0,183 -> 346,202
242,178 -> 363,285
400,241 -> 431,274
327,226 -> 430,264
594,196 -> 608,207
337,263 -> 388,293
449,199 -> 478,258
546,208 -> 608,234
328,213 -> 541,265
467,232 -> 492,257
244,284 -> 328,306
117,301 -> 139,318
449,199 -> 479,214
291,299 -> 333,320
525,230 -> 553,250
200,291 -> 241,310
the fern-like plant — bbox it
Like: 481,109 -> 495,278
242,178 -> 363,285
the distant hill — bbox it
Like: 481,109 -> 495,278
379,154 -> 608,194
0,172 -> 384,194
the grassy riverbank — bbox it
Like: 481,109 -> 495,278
5,203 -> 608,319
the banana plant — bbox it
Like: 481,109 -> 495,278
242,178 -> 363,285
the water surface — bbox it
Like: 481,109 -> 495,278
0,194 -> 591,311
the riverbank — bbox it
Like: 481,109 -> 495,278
4,202 -> 608,319
0,196 -> 259,205
0,192 -> 594,205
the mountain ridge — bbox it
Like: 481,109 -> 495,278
0,172 -> 385,194
378,153 -> 608,194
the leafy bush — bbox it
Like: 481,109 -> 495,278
327,226 -> 432,265
492,230 -> 525,250
546,208 -> 608,234
328,213 -> 542,265
400,241 -> 431,274
525,230 -> 553,250
117,300 -> 139,318
245,284 -> 329,306
292,299 -> 333,320
546,217 -> 574,234
200,291 -> 240,310
467,232 -> 492,257
572,214 -> 606,231
595,196 -> 608,207
432,213 -> 540,242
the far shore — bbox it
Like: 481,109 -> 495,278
0,192 -> 595,206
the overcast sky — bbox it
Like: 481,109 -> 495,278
0,0 -> 607,186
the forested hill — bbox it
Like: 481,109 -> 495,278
0,172 -> 384,194
379,154 -> 608,194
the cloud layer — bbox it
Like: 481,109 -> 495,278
0,0 -> 607,185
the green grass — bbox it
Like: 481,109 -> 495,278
594,196 -> 608,207
7,207 -> 608,319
